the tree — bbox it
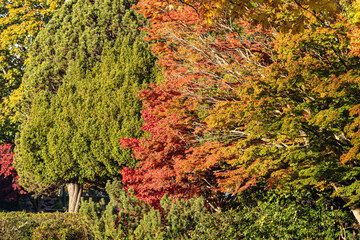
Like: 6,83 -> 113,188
0,0 -> 64,143
15,0 -> 157,212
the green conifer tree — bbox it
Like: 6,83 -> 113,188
15,0 -> 157,212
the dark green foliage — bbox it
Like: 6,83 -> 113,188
15,0 -> 158,194
78,198 -> 109,239
192,190 -> 358,240
22,0 -> 145,103
80,180 -> 154,239
0,211 -> 91,240
160,196 -> 207,239
80,181 -> 207,239
79,183 -> 359,239
192,203 -> 352,239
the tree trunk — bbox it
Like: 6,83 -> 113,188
67,183 -> 82,213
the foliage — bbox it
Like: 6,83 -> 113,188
194,0 -> 344,32
80,180 -> 207,240
21,0 -> 144,102
0,0 -> 64,143
121,0 -> 274,207
4,0 -> 360,238
1,193 -> 357,239
80,180 -> 153,239
79,182 -> 358,239
122,0 -> 360,225
15,0 -> 157,197
0,211 -> 91,240
191,193 -> 358,239
191,10 -> 360,210
0,143 -> 25,202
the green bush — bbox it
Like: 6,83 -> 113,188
0,211 -> 91,240
80,180 -> 208,240
191,191 -> 359,240
80,180 -> 154,239
79,182 -> 360,240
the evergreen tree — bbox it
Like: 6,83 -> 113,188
15,0 -> 157,212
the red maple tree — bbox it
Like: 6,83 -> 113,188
0,143 -> 26,202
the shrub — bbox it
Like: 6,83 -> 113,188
191,192 -> 359,240
0,212 -> 91,240
80,180 -> 208,239
79,181 -> 360,239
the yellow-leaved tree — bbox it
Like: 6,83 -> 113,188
0,0 -> 64,142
